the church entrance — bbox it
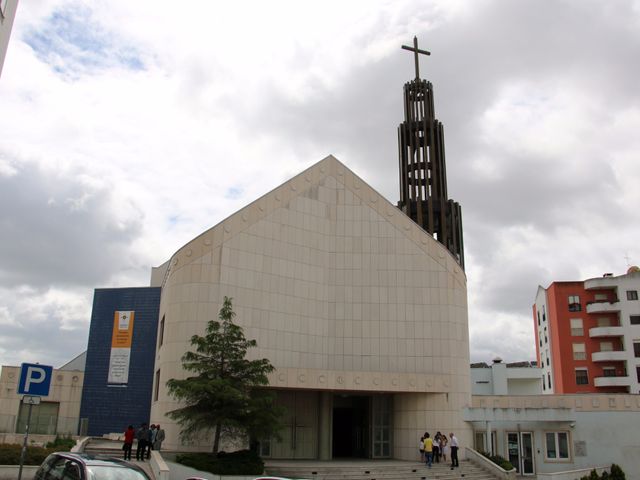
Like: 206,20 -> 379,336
332,394 -> 392,458
332,395 -> 369,458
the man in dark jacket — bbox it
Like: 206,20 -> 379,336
135,423 -> 149,461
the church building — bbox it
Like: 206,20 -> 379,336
80,38 -> 473,460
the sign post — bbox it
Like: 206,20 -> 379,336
17,363 -> 53,480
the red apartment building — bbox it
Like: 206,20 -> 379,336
533,268 -> 640,394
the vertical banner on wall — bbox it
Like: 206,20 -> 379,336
107,311 -> 135,384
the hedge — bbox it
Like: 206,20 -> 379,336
579,464 -> 626,480
479,451 -> 514,471
0,444 -> 55,466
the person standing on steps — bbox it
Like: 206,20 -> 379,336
419,433 -> 425,462
423,432 -> 433,468
440,432 -> 449,463
135,423 -> 149,462
122,425 -> 135,461
449,432 -> 459,469
154,424 -> 165,451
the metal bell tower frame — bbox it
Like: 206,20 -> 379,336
397,37 -> 464,269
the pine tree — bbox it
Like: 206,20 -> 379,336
166,296 -> 282,454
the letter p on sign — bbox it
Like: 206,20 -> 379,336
18,363 -> 53,397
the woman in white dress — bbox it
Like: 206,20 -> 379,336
440,433 -> 449,462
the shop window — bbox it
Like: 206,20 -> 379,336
627,290 -> 638,301
568,295 -> 581,312
570,318 -> 583,336
575,369 -> 588,385
545,432 -> 570,460
572,343 -> 586,360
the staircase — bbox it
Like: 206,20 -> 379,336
83,438 -> 127,457
265,459 -> 498,480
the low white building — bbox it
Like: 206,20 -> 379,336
471,359 -> 542,396
465,394 -> 640,478
0,354 -> 85,444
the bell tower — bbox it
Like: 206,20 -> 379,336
397,37 -> 464,269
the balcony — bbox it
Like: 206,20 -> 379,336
586,301 -> 620,314
585,277 -> 618,290
594,376 -> 631,388
589,326 -> 624,338
592,350 -> 626,362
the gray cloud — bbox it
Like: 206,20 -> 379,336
0,160 -> 143,288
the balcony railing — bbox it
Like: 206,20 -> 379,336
589,326 -> 624,338
594,376 -> 631,388
592,350 -> 626,362
586,301 -> 620,314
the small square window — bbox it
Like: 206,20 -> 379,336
603,367 -> 616,377
630,315 -> 640,325
575,369 -> 588,385
600,341 -> 613,352
598,317 -> 612,327
572,343 -> 586,360
627,290 -> 638,301
570,318 -> 583,336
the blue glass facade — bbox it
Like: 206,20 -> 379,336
79,287 -> 161,436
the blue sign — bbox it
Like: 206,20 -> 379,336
18,363 -> 53,396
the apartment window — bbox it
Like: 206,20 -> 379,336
570,318 -> 583,336
600,341 -> 613,352
154,369 -> 161,402
568,295 -> 581,312
544,326 -> 548,344
537,311 -> 541,326
572,343 -> 586,360
637,366 -> 640,383
575,369 -> 588,385
630,315 -> 640,325
542,375 -> 546,391
540,338 -> 543,347
547,373 -> 551,389
603,367 -> 616,377
545,432 -> 570,460
627,290 -> 638,301
546,351 -> 550,366
598,317 -> 612,327
634,342 -> 640,358
594,293 -> 608,301
158,315 -> 165,348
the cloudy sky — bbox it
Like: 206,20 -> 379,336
1,0 -> 639,368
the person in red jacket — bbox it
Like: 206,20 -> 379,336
123,425 -> 135,461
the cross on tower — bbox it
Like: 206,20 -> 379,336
401,36 -> 431,80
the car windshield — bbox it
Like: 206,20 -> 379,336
86,465 -> 149,480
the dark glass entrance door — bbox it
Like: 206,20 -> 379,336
332,395 -> 369,457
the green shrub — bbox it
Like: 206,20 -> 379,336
45,435 -> 76,451
176,449 -> 264,475
610,464 -> 626,480
0,444 -> 55,465
580,465 -> 626,480
478,451 -> 514,471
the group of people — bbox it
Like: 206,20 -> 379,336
122,423 -> 166,461
419,431 -> 459,470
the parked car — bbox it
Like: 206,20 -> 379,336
34,452 -> 151,480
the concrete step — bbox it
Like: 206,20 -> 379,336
266,460 -> 496,480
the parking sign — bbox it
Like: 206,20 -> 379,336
18,363 -> 53,396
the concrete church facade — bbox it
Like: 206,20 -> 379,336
149,155 -> 472,460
